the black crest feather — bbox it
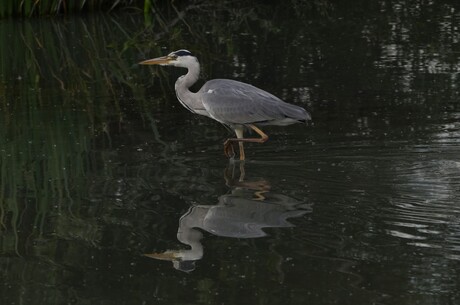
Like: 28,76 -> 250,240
173,49 -> 192,57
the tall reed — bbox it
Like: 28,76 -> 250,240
0,13 -> 164,252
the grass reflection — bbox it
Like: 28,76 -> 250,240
0,96 -> 93,249
0,15 -> 149,253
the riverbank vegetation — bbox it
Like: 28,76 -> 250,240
0,0 -> 331,18
0,0 -> 142,17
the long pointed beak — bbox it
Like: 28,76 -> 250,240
139,55 -> 173,66
144,251 -> 180,261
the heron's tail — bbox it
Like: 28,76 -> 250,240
279,103 -> 311,122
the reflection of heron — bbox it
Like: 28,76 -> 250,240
139,49 -> 311,160
145,163 -> 311,272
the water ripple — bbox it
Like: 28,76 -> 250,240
379,154 -> 460,260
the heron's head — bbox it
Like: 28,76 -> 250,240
139,49 -> 197,68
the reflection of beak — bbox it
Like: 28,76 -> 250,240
144,251 -> 180,261
138,55 -> 173,66
145,251 -> 197,272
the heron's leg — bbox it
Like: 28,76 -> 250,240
223,124 -> 269,160
230,124 -> 269,144
239,160 -> 246,180
247,124 -> 269,143
223,126 -> 245,160
235,127 -> 245,161
223,139 -> 236,158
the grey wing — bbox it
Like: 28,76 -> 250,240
199,79 -> 311,126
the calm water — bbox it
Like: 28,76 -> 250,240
1,2 -> 460,304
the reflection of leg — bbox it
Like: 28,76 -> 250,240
224,157 -> 245,185
223,125 -> 269,161
253,190 -> 267,201
224,160 -> 236,186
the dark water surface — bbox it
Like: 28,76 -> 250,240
1,2 -> 460,304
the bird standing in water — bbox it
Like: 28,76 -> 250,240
139,49 -> 311,160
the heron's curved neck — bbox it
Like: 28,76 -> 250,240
177,60 -> 200,89
175,59 -> 203,114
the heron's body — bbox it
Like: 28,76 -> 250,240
140,49 -> 311,160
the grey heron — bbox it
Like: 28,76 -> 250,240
139,49 -> 311,160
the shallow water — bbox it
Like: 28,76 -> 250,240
1,2 -> 460,304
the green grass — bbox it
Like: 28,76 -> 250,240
0,13 -> 163,250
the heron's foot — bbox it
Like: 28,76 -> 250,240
223,139 -> 236,159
